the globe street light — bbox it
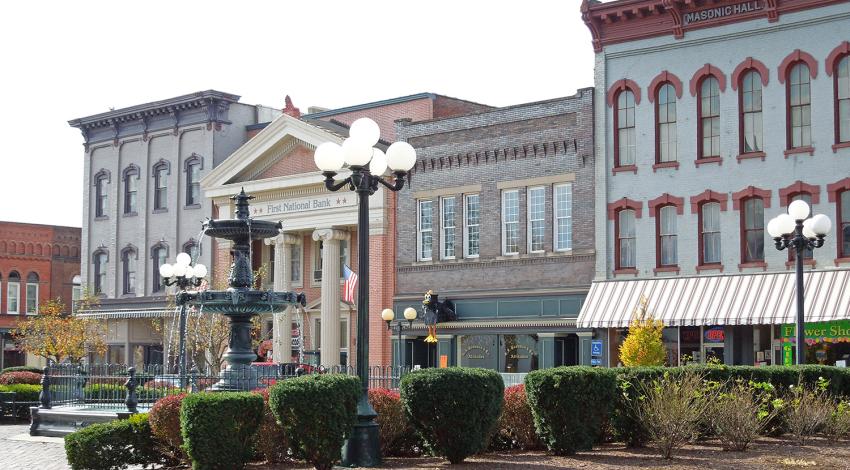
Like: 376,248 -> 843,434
159,253 -> 208,388
315,117 -> 416,467
767,200 -> 831,365
381,307 -> 419,370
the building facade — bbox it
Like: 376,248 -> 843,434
0,222 -> 81,369
579,0 -> 850,367
69,90 -> 280,367
393,90 -> 597,373
202,93 -> 492,369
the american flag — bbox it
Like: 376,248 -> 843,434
342,264 -> 358,304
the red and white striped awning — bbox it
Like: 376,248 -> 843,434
577,269 -> 850,328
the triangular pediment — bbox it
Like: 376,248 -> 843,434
228,138 -> 318,184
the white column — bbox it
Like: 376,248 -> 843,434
266,233 -> 299,363
312,228 -> 348,368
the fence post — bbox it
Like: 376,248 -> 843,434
38,366 -> 51,409
189,367 -> 199,393
125,367 -> 138,414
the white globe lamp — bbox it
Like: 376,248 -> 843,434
811,213 -> 832,236
342,137 -> 374,167
369,148 -> 388,176
349,118 -> 381,147
314,142 -> 345,172
193,263 -> 208,279
159,263 -> 174,279
386,141 -> 417,172
176,252 -> 192,267
788,199 -> 810,221
403,307 -> 418,322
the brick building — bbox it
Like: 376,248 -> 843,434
578,0 -> 850,367
393,89 -> 597,372
202,93 -> 491,368
0,222 -> 81,369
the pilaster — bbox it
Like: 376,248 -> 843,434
312,228 -> 348,367
267,233 -> 300,363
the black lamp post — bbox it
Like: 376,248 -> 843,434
313,118 -> 416,467
159,253 -> 207,388
767,200 -> 831,365
381,307 -> 419,368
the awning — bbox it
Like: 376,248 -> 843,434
577,269 -> 850,328
409,318 -> 578,330
75,308 -> 177,320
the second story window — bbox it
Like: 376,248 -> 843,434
788,63 -> 812,149
95,172 -> 109,217
741,198 -> 765,263
154,164 -> 168,210
502,190 -> 520,255
152,245 -> 167,293
657,206 -> 678,267
26,272 -> 39,314
656,83 -> 677,163
464,194 -> 480,258
528,187 -> 545,253
123,167 -> 138,214
615,90 -> 636,166
122,248 -> 137,295
7,271 -> 20,314
616,209 -> 636,270
700,202 -> 722,265
441,197 -> 456,259
741,71 -> 764,153
185,157 -> 202,206
94,251 -> 107,295
554,183 -> 573,251
699,76 -> 721,159
840,190 -> 850,258
417,200 -> 433,261
837,56 -> 850,144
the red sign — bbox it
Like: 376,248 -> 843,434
704,327 -> 725,343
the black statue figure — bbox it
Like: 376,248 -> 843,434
422,290 -> 456,343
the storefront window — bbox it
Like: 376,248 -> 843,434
781,320 -> 850,366
459,335 -> 498,370
107,345 -> 125,364
680,326 -> 701,364
703,326 -> 725,364
662,327 -> 679,366
501,335 -> 539,373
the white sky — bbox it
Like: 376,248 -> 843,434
0,0 -> 594,228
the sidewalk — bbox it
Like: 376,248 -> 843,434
0,423 -> 69,470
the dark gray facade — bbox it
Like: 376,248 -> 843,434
393,88 -> 597,372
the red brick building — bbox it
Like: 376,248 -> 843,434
0,222 -> 81,368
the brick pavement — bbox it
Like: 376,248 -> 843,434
0,422 -> 70,470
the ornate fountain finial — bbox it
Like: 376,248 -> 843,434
232,187 -> 254,220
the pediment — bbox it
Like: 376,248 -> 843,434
227,138 -> 317,184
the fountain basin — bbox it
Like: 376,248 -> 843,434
203,218 -> 282,241
191,289 -> 306,316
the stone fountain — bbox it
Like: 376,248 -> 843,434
188,188 -> 305,391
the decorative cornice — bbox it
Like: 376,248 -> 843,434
412,138 -> 577,175
731,57 -> 771,90
778,49 -> 819,83
607,197 -> 643,219
647,71 -> 683,102
690,64 -> 727,96
778,180 -> 821,205
732,185 -> 772,209
397,251 -> 594,274
690,189 -> 729,213
827,177 -> 850,202
606,79 -> 642,107
648,193 -> 685,215
826,41 -> 850,76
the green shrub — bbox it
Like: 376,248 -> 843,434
83,383 -> 174,401
0,383 -> 41,401
180,392 -> 264,470
525,366 -> 617,455
401,367 -> 503,464
64,413 -> 162,470
1,366 -> 42,375
148,393 -> 187,462
253,388 -> 290,463
270,374 -> 359,470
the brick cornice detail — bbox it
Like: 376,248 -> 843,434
412,138 -> 575,174
778,49 -> 819,84
732,186 -> 772,210
689,64 -> 726,96
826,41 -> 850,76
690,190 -> 728,213
608,198 -> 643,220
778,181 -> 821,206
731,57 -> 770,91
606,79 -> 642,107
827,177 -> 850,203
648,71 -> 684,102
648,193 -> 685,215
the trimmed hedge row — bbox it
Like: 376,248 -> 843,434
0,383 -> 41,401
64,413 -> 162,470
0,366 -> 43,375
180,392 -> 264,470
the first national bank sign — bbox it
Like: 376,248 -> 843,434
683,1 -> 763,25
254,194 -> 356,216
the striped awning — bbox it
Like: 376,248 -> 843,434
577,269 -> 850,328
75,308 -> 177,320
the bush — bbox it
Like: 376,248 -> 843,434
180,392 -> 264,470
148,393 -> 187,462
491,384 -> 541,451
270,374 -> 360,470
401,367 -> 503,464
1,366 -> 42,375
826,401 -> 850,439
525,366 -> 616,455
253,388 -> 290,463
709,381 -> 779,451
64,413 -> 162,470
369,388 -> 422,457
0,383 -> 41,401
84,383 -> 174,401
0,371 -> 42,385
784,381 -> 834,445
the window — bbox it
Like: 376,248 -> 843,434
7,271 -> 20,314
788,194 -> 814,261
788,63 -> 812,148
464,194 -> 480,258
502,190 -> 520,255
741,71 -> 764,153
339,239 -> 348,277
183,241 -> 199,262
312,239 -> 348,282
122,248 -> 137,295
417,200 -> 433,261
528,187 -> 545,252
656,83 -> 677,163
615,90 -> 636,166
123,167 -> 138,214
152,245 -> 167,293
836,56 -> 850,143
699,77 -> 721,159
25,272 -> 39,314
441,196 -> 456,259
154,164 -> 168,210
658,206 -> 678,267
700,202 -> 722,265
290,241 -> 302,286
616,210 -> 636,269
742,198 -> 765,262
95,173 -> 108,217
72,275 -> 82,313
840,191 -> 850,258
94,251 -> 107,294
186,159 -> 201,206
554,184 -> 573,251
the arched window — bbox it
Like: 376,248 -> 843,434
740,71 -> 764,153
788,63 -> 812,149
615,91 -> 636,167
183,240 -> 199,262
741,198 -> 765,263
698,77 -> 721,159
94,169 -> 110,218
616,209 -> 636,270
184,155 -> 203,206
153,160 -> 169,210
93,250 -> 108,295
700,202 -> 722,266
26,272 -> 39,314
837,55 -> 850,144
123,165 -> 140,215
122,247 -> 137,295
151,243 -> 168,293
656,84 -> 677,164
840,190 -> 850,258
7,271 -> 20,314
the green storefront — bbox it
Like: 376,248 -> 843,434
780,320 -> 850,366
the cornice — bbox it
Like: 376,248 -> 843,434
397,250 -> 595,274
411,138 -> 578,175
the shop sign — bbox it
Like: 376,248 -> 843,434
258,194 -> 356,216
704,327 -> 725,343
683,1 -> 763,26
781,320 -> 850,343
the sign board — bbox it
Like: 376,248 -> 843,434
682,1 -> 763,26
591,358 -> 601,366
256,194 -> 356,217
704,326 -> 726,343
591,340 -> 603,357
439,355 -> 448,368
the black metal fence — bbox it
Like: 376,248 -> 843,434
40,363 -> 410,412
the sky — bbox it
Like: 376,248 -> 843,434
0,0 -> 594,228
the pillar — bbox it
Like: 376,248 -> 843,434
266,233 -> 299,364
312,228 -> 348,368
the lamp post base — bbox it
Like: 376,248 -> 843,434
341,396 -> 381,467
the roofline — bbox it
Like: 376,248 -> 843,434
0,220 -> 82,231
301,93 -> 438,119
68,89 -> 241,127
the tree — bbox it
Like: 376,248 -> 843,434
619,296 -> 666,367
12,298 -> 107,364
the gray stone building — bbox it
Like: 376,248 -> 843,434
69,90 -> 280,366
393,89 -> 597,373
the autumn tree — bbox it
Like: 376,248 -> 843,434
619,296 -> 667,367
13,298 -> 107,365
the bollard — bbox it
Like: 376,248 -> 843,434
38,366 -> 52,409
124,367 -> 138,414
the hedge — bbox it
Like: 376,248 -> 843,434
180,392 -> 264,470
0,384 -> 41,401
270,374 -> 360,470
491,384 -> 541,451
525,366 -> 618,455
400,367 -> 503,464
148,393 -> 187,462
0,371 -> 42,385
253,388 -> 290,464
83,383 -> 176,401
1,366 -> 43,375
64,413 -> 162,470
369,388 -> 423,457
